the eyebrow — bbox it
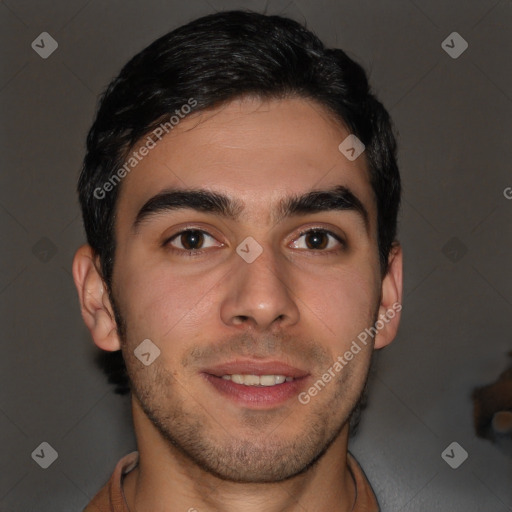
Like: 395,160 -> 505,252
131,184 -> 370,234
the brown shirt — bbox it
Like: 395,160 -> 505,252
83,451 -> 379,512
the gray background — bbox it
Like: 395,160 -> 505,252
1,0 -> 511,511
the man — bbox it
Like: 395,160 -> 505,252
73,9 -> 402,512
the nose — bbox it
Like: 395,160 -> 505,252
219,245 -> 300,331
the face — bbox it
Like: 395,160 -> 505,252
99,97 -> 395,483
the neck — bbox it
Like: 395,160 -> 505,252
123,398 -> 356,512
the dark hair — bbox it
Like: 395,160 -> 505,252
78,10 -> 401,396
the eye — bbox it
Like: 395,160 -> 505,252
290,228 -> 344,251
166,229 -> 222,252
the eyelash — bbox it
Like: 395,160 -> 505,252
162,227 -> 345,257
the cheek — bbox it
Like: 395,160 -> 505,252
115,256 -> 221,347
301,265 -> 380,347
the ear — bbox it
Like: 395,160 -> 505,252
374,242 -> 403,349
72,244 -> 121,351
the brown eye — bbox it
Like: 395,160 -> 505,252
304,231 -> 328,249
167,229 -> 220,252
291,229 -> 343,251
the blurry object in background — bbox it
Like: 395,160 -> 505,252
472,351 -> 512,457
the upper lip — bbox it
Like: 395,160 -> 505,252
203,360 -> 310,378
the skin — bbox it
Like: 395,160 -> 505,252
73,96 -> 403,512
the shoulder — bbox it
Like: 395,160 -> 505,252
83,451 -> 139,512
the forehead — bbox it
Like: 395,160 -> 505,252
115,96 -> 376,229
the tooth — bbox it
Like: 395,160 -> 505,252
243,375 -> 261,385
259,375 -> 276,386
221,374 -> 293,386
231,374 -> 244,384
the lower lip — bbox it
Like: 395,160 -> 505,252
202,373 -> 310,409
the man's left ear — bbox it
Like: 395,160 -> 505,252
374,241 -> 403,349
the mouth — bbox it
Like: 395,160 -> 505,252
201,360 -> 311,408
219,374 -> 295,386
